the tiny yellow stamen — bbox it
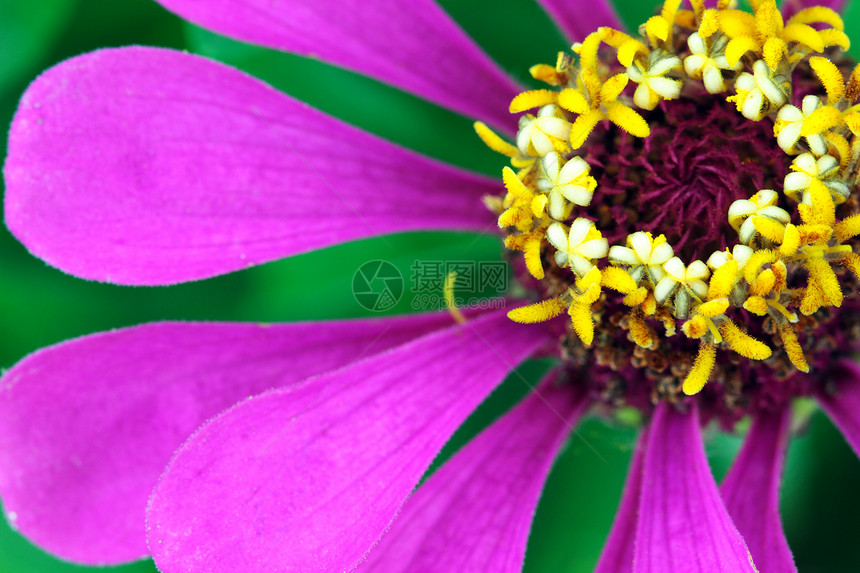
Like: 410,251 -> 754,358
605,102 -> 651,138
845,111 -> 860,136
787,6 -> 844,32
797,224 -> 833,245
708,260 -> 739,300
779,323 -> 810,372
576,32 -> 603,86
503,234 -> 526,252
602,266 -> 639,294
834,214 -> 860,244
599,27 -> 649,67
682,315 -> 709,338
840,252 -> 860,280
645,15 -> 671,43
508,298 -> 567,323
557,89 -> 591,115
628,310 -> 655,348
530,63 -> 563,86
530,194 -> 548,218
501,167 -> 529,202
474,122 -> 518,158
601,267 -> 648,306
726,36 -> 759,67
846,63 -> 860,102
524,235 -> 545,280
443,271 -> 466,324
781,23 -> 825,53
762,36 -> 787,72
743,295 -> 769,315
683,343 -> 717,395
772,260 -> 788,293
623,288 -> 649,307
510,90 -> 558,113
751,216 -> 786,243
755,0 -> 781,39
780,224 -> 800,257
798,179 -> 835,227
569,110 -> 604,149
719,9 -> 757,39
675,9 -> 697,30
660,0 -> 683,26
809,56 -> 845,104
575,267 -> 603,299
770,300 -> 798,322
699,9 -> 720,37
804,257 -> 843,310
744,249 -> 779,285
642,291 -> 658,315
697,298 -> 730,317
819,28 -> 850,50
720,320 -> 773,359
800,279 -> 828,315
570,302 -> 596,345
656,307 -> 678,336
688,0 -> 704,18
750,268 -> 776,296
601,73 -> 630,102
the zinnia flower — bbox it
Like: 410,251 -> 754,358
2,0 -> 860,572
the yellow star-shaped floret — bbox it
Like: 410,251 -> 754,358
497,167 -> 542,232
783,153 -> 849,205
536,152 -> 597,220
655,258 -> 710,301
655,257 -> 710,318
684,32 -> 741,94
774,95 -> 841,155
728,59 -> 791,121
728,189 -> 791,245
557,32 -> 651,148
515,105 -> 572,157
608,231 -> 675,284
546,218 -> 609,276
706,244 -> 754,273
627,50 -> 684,110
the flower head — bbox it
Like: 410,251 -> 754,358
2,1 -> 860,573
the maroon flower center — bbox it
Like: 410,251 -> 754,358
581,92 -> 788,261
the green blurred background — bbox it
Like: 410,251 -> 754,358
1,0 -> 859,571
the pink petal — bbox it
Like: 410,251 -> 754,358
355,372 -> 588,573
593,429 -> 648,573
154,0 -> 520,130
634,403 -> 756,573
4,47 -> 498,286
721,406 -> 796,573
816,360 -> 860,459
781,0 -> 847,19
146,310 -> 548,573
535,0 -> 623,42
0,312 -> 460,565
